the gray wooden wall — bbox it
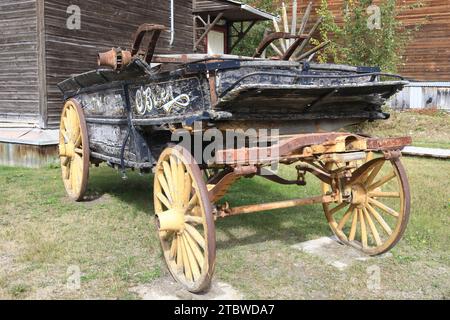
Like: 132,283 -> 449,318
0,0 -> 40,126
44,0 -> 195,128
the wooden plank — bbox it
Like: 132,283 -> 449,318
0,0 -> 40,121
37,0 -> 48,128
291,0 -> 450,81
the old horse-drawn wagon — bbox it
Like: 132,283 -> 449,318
57,21 -> 411,292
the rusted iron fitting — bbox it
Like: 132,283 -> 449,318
295,165 -> 307,186
97,48 -> 132,71
383,150 -> 402,160
216,202 -> 231,219
233,165 -> 258,176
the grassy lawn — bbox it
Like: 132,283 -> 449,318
0,155 -> 448,299
354,109 -> 450,149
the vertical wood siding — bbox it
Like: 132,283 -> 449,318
44,0 -> 195,128
289,0 -> 450,81
0,0 -> 40,125
396,0 -> 450,81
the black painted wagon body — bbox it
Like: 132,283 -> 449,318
58,24 -> 412,293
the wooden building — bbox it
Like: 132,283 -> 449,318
0,0 -> 273,129
0,0 -> 273,167
289,0 -> 450,81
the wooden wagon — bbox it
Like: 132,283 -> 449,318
58,24 -> 412,292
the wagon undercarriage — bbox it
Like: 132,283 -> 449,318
151,133 -> 411,291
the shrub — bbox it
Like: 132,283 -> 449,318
316,0 -> 423,73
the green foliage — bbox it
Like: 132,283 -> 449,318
316,0 -> 423,73
231,0 -> 279,56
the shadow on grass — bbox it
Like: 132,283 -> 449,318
215,177 -> 330,249
86,166 -> 331,249
85,167 -> 154,215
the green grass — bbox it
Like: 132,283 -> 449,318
0,156 -> 449,299
352,109 -> 450,149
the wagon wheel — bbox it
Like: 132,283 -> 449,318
322,153 -> 410,255
154,146 -> 216,293
59,99 -> 90,201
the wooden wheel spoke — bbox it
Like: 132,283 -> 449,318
179,235 -> 193,281
366,204 -> 393,235
71,124 -> 80,144
63,159 -> 71,180
368,191 -> 400,198
74,154 -> 83,186
176,235 -> 183,271
184,231 -> 205,269
185,223 -> 206,250
157,172 -> 173,203
187,194 -> 198,212
162,161 -> 175,201
366,152 -> 374,162
182,234 -> 201,281
337,206 -> 354,231
170,156 -> 179,205
61,130 -> 70,143
349,209 -> 358,242
67,108 -> 75,138
156,192 -> 172,209
363,207 -> 382,247
176,161 -> 186,207
63,117 -> 70,135
369,171 -> 396,191
74,134 -> 82,148
359,209 -> 368,248
365,161 -> 384,187
61,156 -> 70,167
70,158 -> 77,190
170,236 -> 178,259
183,173 -> 192,207
185,214 -> 203,225
328,202 -> 348,216
368,198 -> 399,218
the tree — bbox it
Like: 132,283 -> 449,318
316,0 -> 422,73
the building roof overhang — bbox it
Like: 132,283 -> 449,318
193,0 -> 279,22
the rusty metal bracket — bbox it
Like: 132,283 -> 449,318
131,24 -> 166,64
97,48 -> 132,71
366,137 -> 412,151
208,166 -> 257,203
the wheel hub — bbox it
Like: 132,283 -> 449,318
59,142 -> 75,158
157,209 -> 186,232
351,183 -> 368,208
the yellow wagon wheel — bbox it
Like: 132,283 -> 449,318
154,146 -> 216,293
59,99 -> 90,201
322,154 -> 410,256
